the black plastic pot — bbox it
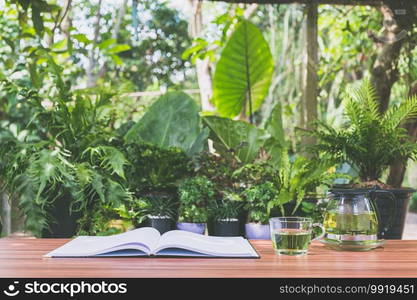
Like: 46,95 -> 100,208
41,194 -> 81,238
238,209 -> 248,236
147,216 -> 174,234
212,219 -> 240,236
207,213 -> 246,237
373,188 -> 415,239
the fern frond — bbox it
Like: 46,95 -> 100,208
360,79 -> 380,119
382,95 -> 417,129
83,146 -> 128,179
344,79 -> 380,127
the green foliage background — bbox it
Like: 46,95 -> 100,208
1,0 -> 416,236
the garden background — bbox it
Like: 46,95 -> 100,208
1,0 -> 417,238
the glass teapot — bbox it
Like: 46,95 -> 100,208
323,188 -> 395,247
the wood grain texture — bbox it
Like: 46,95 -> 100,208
0,239 -> 417,278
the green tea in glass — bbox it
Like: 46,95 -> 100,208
269,217 -> 324,256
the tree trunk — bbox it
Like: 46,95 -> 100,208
370,1 -> 417,113
86,0 -> 103,88
1,192 -> 11,236
387,81 -> 417,187
300,3 -> 318,155
60,0 -> 73,40
372,1 -> 417,187
96,0 -> 128,80
188,0 -> 215,112
195,59 -> 215,111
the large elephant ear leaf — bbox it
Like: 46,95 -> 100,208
213,19 -> 274,119
203,116 -> 269,164
125,91 -> 206,155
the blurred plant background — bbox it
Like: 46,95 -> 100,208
0,0 -> 416,237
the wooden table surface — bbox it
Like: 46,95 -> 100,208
0,238 -> 417,278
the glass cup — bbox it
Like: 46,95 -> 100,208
269,217 -> 325,256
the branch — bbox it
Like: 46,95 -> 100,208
48,0 -> 72,46
243,3 -> 259,18
57,0 -> 72,30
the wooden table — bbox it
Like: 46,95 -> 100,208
0,238 -> 417,277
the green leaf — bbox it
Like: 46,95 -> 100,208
72,33 -> 91,45
28,62 -> 42,88
5,58 -> 14,70
276,190 -> 293,205
265,103 -> 286,147
182,38 -> 209,63
382,95 -> 417,130
106,44 -> 131,54
98,38 -> 116,50
263,139 -> 282,165
213,19 -> 273,119
188,127 -> 209,157
75,163 -> 93,186
109,54 -> 123,65
263,103 -> 286,164
99,146 -> 128,179
35,49 -> 65,92
203,116 -> 269,163
51,39 -> 67,50
125,92 -> 206,155
106,180 -> 131,206
31,2 -> 44,37
3,37 -> 15,51
91,172 -> 106,203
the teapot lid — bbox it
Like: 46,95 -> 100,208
329,185 -> 417,195
328,188 -> 376,195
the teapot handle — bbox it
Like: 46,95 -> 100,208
370,189 -> 396,237
312,223 -> 325,241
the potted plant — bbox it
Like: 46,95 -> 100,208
270,150 -> 345,218
311,80 -> 417,239
193,153 -> 243,236
177,176 -> 214,234
123,142 -> 193,233
0,77 -> 131,238
243,182 -> 276,239
135,192 -> 178,234
208,191 -> 243,237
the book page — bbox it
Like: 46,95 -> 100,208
154,230 -> 258,257
45,227 -> 161,257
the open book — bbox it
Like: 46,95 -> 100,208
45,227 -> 259,258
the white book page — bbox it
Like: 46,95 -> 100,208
154,230 -> 258,257
45,227 -> 161,257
